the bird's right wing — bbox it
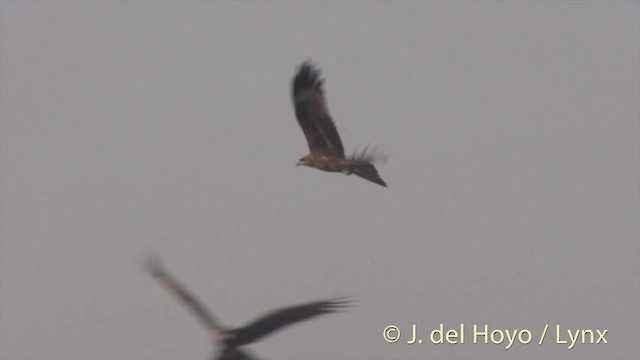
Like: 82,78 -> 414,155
234,297 -> 352,345
145,255 -> 222,335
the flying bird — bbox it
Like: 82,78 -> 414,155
292,62 -> 387,187
145,256 -> 351,360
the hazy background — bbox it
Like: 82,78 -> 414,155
1,2 -> 638,359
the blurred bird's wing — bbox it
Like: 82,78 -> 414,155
145,255 -> 222,336
233,297 -> 352,345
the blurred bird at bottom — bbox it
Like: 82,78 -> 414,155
145,255 -> 351,360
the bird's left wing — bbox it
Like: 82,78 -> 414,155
233,297 -> 352,345
146,255 -> 222,335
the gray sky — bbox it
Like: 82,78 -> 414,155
1,1 -> 638,359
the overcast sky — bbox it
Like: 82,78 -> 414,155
1,2 -> 638,360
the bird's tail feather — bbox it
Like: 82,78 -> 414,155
352,163 -> 387,187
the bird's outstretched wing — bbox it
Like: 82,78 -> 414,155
145,255 -> 222,334
292,62 -> 345,157
213,347 -> 259,360
232,297 -> 352,346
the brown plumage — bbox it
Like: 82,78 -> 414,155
145,256 -> 351,360
292,62 -> 387,187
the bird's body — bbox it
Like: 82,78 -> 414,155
145,256 -> 350,360
292,62 -> 387,187
297,154 -> 351,173
214,347 -> 255,360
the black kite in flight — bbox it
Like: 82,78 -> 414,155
145,256 -> 350,360
292,62 -> 387,187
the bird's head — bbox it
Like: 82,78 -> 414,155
296,155 -> 312,167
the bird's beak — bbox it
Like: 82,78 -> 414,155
296,161 -> 302,166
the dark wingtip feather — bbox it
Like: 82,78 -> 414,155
318,297 -> 356,313
141,251 -> 165,278
349,145 -> 388,165
293,61 -> 323,97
